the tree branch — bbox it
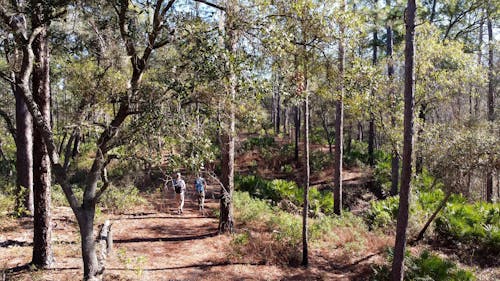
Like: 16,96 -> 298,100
0,107 -> 16,141
193,0 -> 225,11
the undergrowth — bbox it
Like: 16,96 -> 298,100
235,175 -> 334,215
371,249 -> 475,281
232,191 -> 368,265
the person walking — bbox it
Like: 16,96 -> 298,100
173,172 -> 186,214
194,174 -> 207,211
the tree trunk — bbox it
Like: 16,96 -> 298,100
368,3 -> 377,166
486,8 -> 494,202
387,0 -> 399,196
77,209 -> 101,281
302,77 -> 310,267
219,1 -> 237,234
390,153 -> 400,196
283,106 -> 288,135
391,1 -> 416,280
276,88 -> 281,134
475,15 -> 484,116
31,15 -> 54,267
294,105 -> 300,162
14,81 -> 34,215
334,0 -> 346,216
415,103 -> 426,175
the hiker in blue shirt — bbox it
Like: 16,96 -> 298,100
194,174 -> 207,211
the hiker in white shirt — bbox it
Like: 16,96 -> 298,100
173,172 -> 186,214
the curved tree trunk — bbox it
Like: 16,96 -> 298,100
391,0 -> 416,280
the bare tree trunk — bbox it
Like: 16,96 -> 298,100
391,0 -> 416,280
357,121 -> 363,142
31,10 -> 53,267
368,1 -> 377,166
302,74 -> 309,267
334,0 -> 346,216
276,88 -> 281,134
283,106 -> 288,135
14,80 -> 34,215
415,103 -> 426,175
219,1 -> 238,234
475,15 -> 484,116
387,0 -> 399,196
294,105 -> 300,162
77,209 -> 101,281
486,7 -> 494,202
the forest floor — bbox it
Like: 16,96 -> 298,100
1,137 -> 498,280
1,184 -> 389,281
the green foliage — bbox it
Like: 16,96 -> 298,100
372,250 -> 475,281
367,187 -> 451,229
51,184 -> 84,207
344,140 -> 369,167
233,191 -> 368,263
435,201 -> 500,253
0,184 -> 15,218
99,185 -> 147,213
367,195 -> 400,228
241,136 -> 275,151
310,150 -> 332,171
235,175 -> 335,215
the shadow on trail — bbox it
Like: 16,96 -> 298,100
113,232 -> 218,244
114,215 -> 217,221
0,239 -> 32,248
108,261 -> 266,272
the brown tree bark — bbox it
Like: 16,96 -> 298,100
219,0 -> 238,234
294,105 -> 300,162
334,0 -> 346,216
391,0 -> 416,280
14,77 -> 34,215
387,0 -> 400,196
486,6 -> 494,202
31,6 -> 54,267
368,0 -> 378,167
302,78 -> 310,267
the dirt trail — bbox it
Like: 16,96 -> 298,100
1,181 -> 384,280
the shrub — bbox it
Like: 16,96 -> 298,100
372,250 -> 475,281
235,175 -> 334,215
435,201 -> 500,254
367,195 -> 400,228
344,140 -> 369,167
310,150 -> 332,171
99,184 -> 147,213
366,189 -> 450,230
241,136 -> 275,151
233,191 -> 369,265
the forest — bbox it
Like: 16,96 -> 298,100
0,0 -> 498,280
